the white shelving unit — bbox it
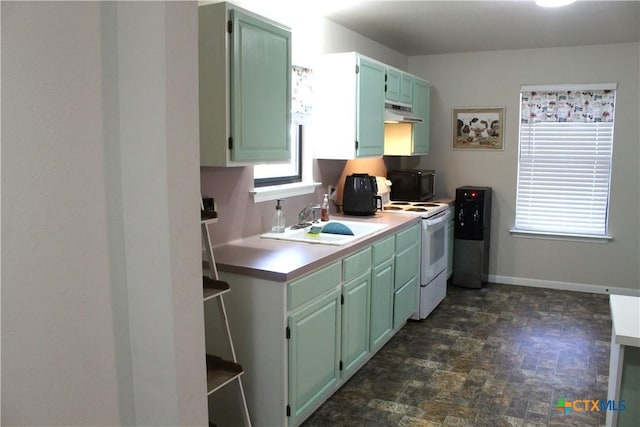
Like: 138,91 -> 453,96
201,210 -> 251,426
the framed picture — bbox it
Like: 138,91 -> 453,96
452,107 -> 505,150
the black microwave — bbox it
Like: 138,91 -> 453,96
387,169 -> 436,201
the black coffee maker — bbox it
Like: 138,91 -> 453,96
343,174 -> 382,216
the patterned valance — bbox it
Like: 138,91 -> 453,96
292,65 -> 313,123
520,89 -> 615,123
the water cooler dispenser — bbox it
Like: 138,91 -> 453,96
453,186 -> 492,288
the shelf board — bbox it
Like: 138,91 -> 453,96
206,354 -> 244,395
201,210 -> 219,224
203,277 -> 230,302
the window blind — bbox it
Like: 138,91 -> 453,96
515,86 -> 616,237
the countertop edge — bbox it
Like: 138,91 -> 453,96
213,214 -> 421,283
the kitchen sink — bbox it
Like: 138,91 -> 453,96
260,220 -> 388,246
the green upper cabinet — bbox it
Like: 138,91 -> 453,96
400,73 -> 414,105
384,76 -> 430,156
385,67 -> 413,106
198,2 -> 291,167
356,58 -> 386,158
411,77 -> 431,155
385,68 -> 401,103
312,52 -> 385,159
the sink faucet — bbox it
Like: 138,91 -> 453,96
297,204 -> 321,226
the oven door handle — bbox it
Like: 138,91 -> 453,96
423,210 -> 449,227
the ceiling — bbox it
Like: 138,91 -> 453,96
323,0 -> 640,56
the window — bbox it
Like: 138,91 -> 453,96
513,84 -> 616,239
254,123 -> 302,187
253,65 -> 312,188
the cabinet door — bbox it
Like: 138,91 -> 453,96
395,242 -> 420,290
356,58 -> 385,158
288,288 -> 341,425
230,9 -> 291,162
412,78 -> 430,155
385,68 -> 401,102
393,227 -> 420,328
394,275 -> 419,328
341,271 -> 371,378
370,259 -> 394,351
400,73 -> 414,105
395,224 -> 420,289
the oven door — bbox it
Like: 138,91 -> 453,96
421,210 -> 449,284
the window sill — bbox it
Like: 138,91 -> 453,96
509,229 -> 613,243
251,181 -> 322,203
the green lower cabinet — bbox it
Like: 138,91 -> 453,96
288,288 -> 341,425
370,258 -> 394,350
393,225 -> 420,328
394,242 -> 419,290
341,271 -> 371,378
394,275 -> 419,328
285,225 -> 422,425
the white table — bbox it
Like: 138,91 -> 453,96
606,295 -> 640,427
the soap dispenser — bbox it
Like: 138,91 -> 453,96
321,194 -> 330,221
271,199 -> 286,233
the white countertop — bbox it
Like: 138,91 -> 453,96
610,295 -> 640,347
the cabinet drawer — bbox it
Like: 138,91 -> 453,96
395,223 -> 420,252
395,243 -> 419,289
372,235 -> 395,265
394,275 -> 418,328
343,247 -> 372,282
288,261 -> 341,311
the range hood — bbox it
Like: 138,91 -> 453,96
384,102 -> 424,124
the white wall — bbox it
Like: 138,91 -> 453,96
1,2 -> 206,425
225,0 -> 408,69
290,13 -> 407,69
407,43 -> 640,293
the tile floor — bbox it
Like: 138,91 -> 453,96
302,283 -> 612,427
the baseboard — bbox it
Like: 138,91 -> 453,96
489,275 -> 640,297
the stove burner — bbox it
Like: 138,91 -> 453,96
390,202 -> 411,205
406,207 -> 429,212
384,206 -> 404,211
413,203 -> 440,207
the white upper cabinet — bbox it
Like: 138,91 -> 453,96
311,52 -> 431,159
311,52 -> 386,160
198,2 -> 291,167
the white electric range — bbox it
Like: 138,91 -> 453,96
383,200 -> 449,217
382,200 -> 450,319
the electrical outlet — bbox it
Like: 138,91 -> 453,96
328,185 -> 337,201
